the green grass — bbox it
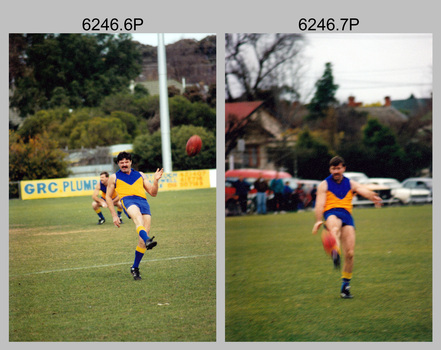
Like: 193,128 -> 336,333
9,188 -> 216,342
225,205 -> 432,341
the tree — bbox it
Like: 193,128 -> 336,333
68,116 -> 131,149
9,34 -> 142,117
225,33 -> 305,101
169,96 -> 216,131
132,125 -> 215,172
307,62 -> 339,121
361,119 -> 406,179
295,128 -> 333,179
9,130 -> 70,182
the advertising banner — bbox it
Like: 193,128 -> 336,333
20,170 -> 213,200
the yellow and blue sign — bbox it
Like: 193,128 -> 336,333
20,170 -> 214,200
20,177 -> 99,200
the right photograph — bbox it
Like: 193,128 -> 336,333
224,33 -> 432,341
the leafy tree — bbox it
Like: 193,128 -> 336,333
134,83 -> 149,99
169,96 -> 216,131
133,125 -> 215,172
295,128 -> 333,179
100,92 -> 138,116
68,116 -> 131,149
307,62 -> 339,121
134,95 -> 160,120
110,111 -> 139,140
10,34 -> 142,117
9,130 -> 70,182
361,118 -> 406,179
17,108 -> 71,141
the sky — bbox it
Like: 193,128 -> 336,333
291,33 -> 433,105
131,33 -> 432,105
130,33 -> 215,47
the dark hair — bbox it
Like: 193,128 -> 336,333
329,156 -> 345,167
117,151 -> 132,163
100,171 -> 109,177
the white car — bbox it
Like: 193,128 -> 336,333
344,172 -> 369,184
344,172 -> 395,206
367,178 -> 431,205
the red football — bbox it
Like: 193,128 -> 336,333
321,230 -> 337,255
186,135 -> 202,157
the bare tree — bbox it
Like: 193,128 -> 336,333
225,33 -> 305,101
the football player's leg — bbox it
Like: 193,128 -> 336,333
324,215 -> 342,249
340,225 -> 356,298
92,200 -> 105,223
125,205 -> 148,269
324,215 -> 342,268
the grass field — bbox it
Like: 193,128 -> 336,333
9,188 -> 216,342
225,205 -> 432,342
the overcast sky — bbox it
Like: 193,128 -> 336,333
130,33 -> 432,105
130,33 -> 215,47
287,33 -> 432,105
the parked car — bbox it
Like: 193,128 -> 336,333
343,172 -> 369,184
401,178 -> 432,192
366,177 -> 431,205
342,172 -> 398,206
400,177 -> 432,204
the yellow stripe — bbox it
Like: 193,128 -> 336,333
342,271 -> 353,280
136,245 -> 147,254
115,177 -> 146,200
324,191 -> 353,213
136,226 -> 146,234
94,208 -> 101,214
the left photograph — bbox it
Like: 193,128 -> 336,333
9,33 -> 216,342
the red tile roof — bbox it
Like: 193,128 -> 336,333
225,101 -> 264,119
225,101 -> 264,133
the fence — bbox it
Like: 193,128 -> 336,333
11,169 -> 216,200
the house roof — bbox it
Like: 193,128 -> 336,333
355,106 -> 408,124
225,101 -> 264,132
391,95 -> 431,115
225,101 -> 264,118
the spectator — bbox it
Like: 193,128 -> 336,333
270,173 -> 285,214
294,183 -> 306,211
234,176 -> 251,214
283,181 -> 293,211
254,173 -> 268,215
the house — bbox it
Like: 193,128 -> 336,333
346,96 -> 409,130
225,101 -> 287,170
389,94 -> 432,117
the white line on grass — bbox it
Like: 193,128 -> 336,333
10,253 -> 215,277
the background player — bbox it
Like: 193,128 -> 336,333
92,171 -> 123,224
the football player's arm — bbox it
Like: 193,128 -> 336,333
350,180 -> 382,207
142,169 -> 163,197
312,181 -> 327,235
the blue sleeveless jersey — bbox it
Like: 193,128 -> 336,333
115,169 -> 147,200
324,175 -> 353,214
